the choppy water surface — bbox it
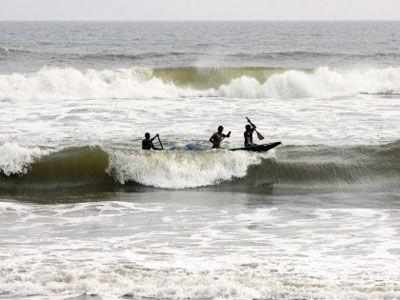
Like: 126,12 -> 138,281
1,21 -> 400,299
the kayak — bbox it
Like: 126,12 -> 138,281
230,142 -> 281,152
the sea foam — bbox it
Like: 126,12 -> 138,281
217,66 -> 400,98
109,150 -> 263,189
1,66 -> 400,101
0,143 -> 47,176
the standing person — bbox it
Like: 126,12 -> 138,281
142,132 -> 163,150
209,125 -> 231,149
244,117 -> 257,147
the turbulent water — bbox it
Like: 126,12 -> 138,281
1,21 -> 400,300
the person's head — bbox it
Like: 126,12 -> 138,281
245,124 -> 251,131
145,132 -> 150,139
217,125 -> 224,133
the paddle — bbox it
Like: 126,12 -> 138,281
156,134 -> 164,150
246,117 -> 264,140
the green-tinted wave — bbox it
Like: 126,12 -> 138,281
0,141 -> 399,200
152,67 -> 288,89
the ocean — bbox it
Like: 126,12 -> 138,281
1,21 -> 400,300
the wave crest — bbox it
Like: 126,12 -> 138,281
109,150 -> 263,189
0,143 -> 47,176
0,67 -> 201,101
217,67 -> 400,98
1,66 -> 400,101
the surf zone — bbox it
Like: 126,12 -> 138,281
1,141 -> 399,200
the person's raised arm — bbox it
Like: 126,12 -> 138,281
246,117 -> 256,129
151,134 -> 159,141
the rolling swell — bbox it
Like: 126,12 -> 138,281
4,46 -> 400,65
0,142 -> 399,198
244,141 -> 400,190
0,146 -> 115,194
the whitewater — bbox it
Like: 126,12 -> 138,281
1,21 -> 400,300
1,65 -> 400,101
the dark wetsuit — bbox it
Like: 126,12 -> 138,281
142,138 -> 154,150
244,126 -> 256,147
210,132 -> 229,149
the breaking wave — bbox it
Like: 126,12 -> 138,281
0,143 -> 48,176
1,66 -> 400,101
0,141 -> 399,196
108,149 -> 262,189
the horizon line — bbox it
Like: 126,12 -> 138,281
1,19 -> 400,22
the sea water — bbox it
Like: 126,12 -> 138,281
1,21 -> 400,300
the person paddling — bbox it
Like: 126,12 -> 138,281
209,125 -> 231,149
244,117 -> 264,147
142,132 -> 163,150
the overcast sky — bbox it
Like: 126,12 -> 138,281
1,0 -> 399,21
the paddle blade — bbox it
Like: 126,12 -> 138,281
256,131 -> 264,140
157,136 -> 164,150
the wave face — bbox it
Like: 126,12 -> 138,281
1,142 -> 400,195
1,66 -> 400,101
108,149 -> 262,189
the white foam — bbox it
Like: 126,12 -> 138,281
235,207 -> 278,222
2,204 -> 400,300
0,66 -> 201,101
0,142 -> 47,175
217,66 -> 400,99
1,66 -> 400,101
108,150 -> 262,189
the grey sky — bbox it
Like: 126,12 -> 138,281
1,0 -> 399,21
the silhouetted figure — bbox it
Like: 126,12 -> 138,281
209,125 -> 231,149
142,132 -> 162,150
244,118 -> 257,147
